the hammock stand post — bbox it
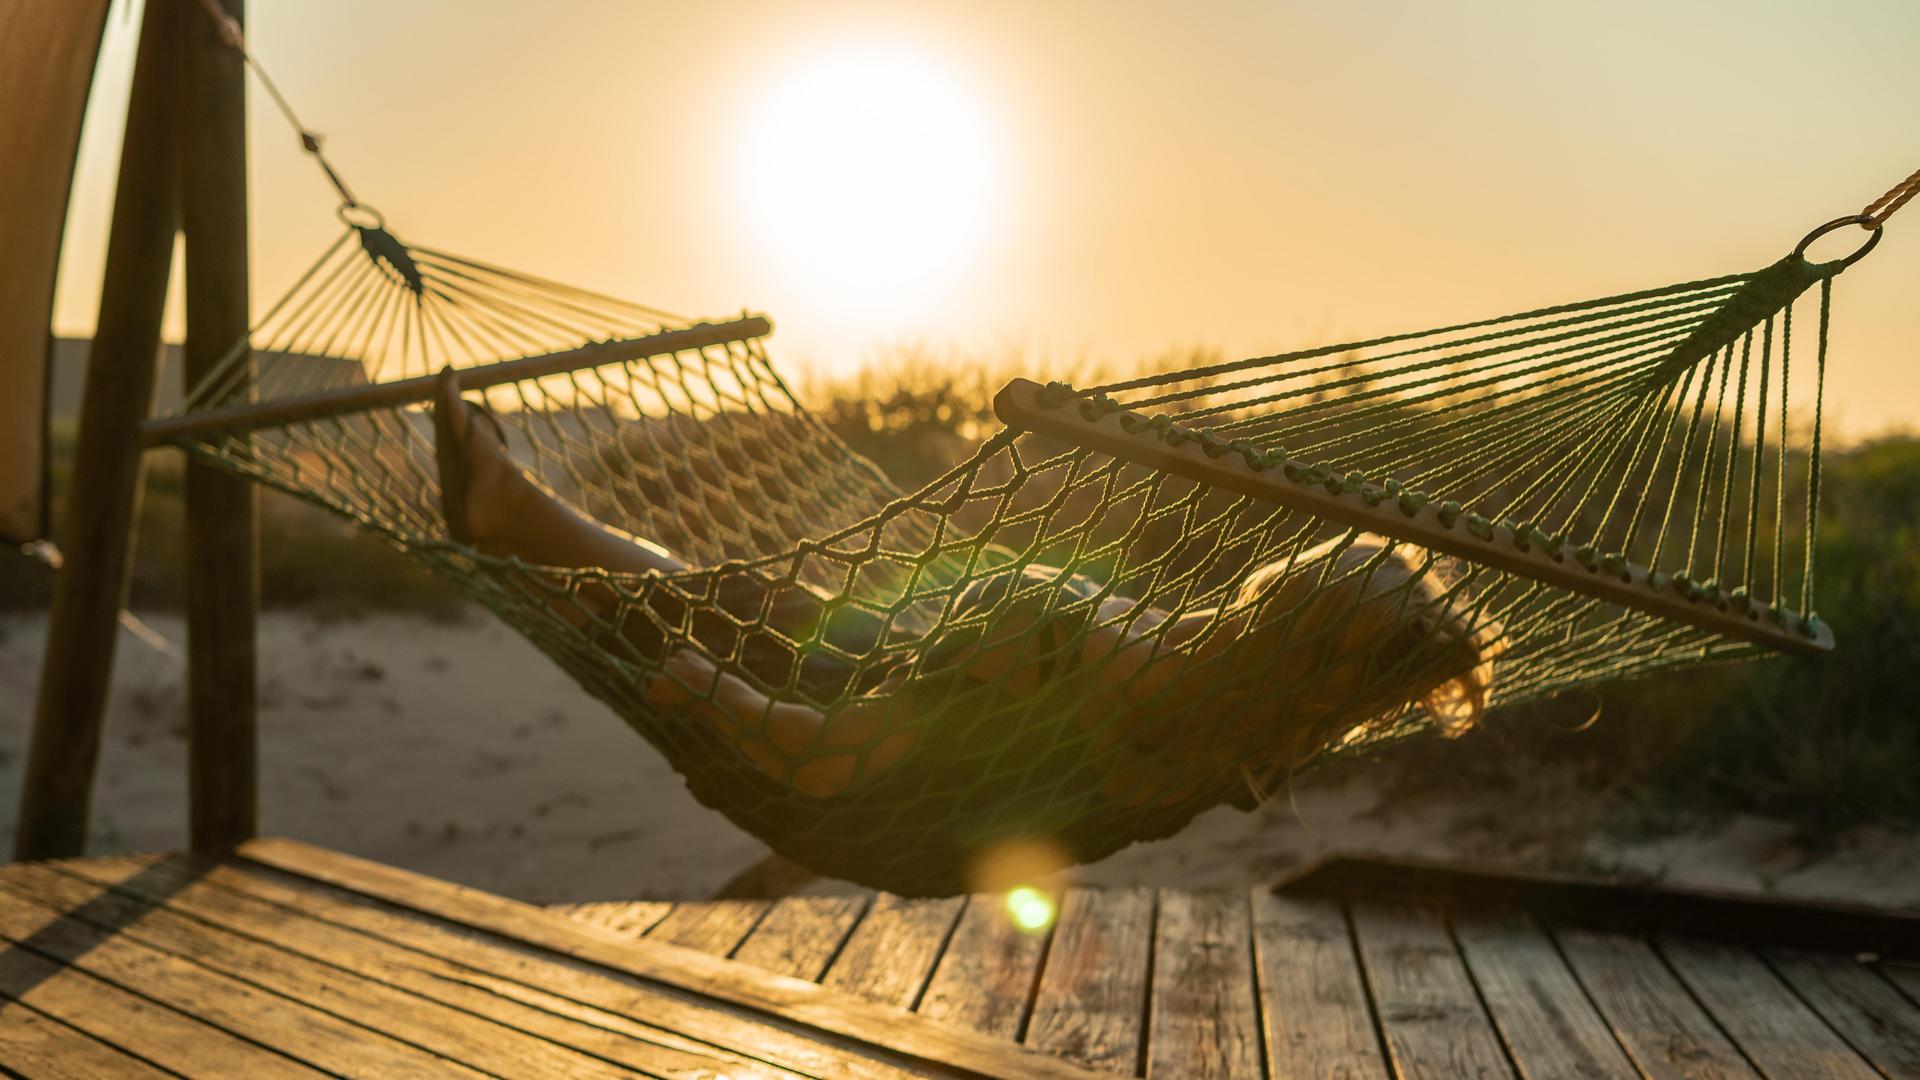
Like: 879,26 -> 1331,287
16,0 -> 188,860
179,0 -> 260,854
18,0 -> 260,860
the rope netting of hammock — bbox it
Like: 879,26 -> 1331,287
146,213 -> 1847,894
138,0 -> 1911,895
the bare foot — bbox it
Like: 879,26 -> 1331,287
444,397 -> 531,551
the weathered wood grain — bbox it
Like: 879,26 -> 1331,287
918,893 -> 1050,1039
234,839 -> 1106,1079
1659,938 -> 1878,1079
1553,929 -> 1755,1080
1451,912 -> 1636,1080
646,898 -> 771,955
0,882 -> 473,1076
551,898 -> 675,938
1766,950 -> 1920,1079
1250,890 -> 1387,1079
824,893 -> 966,1008
0,997 -> 171,1079
1147,889 -> 1262,1078
1025,886 -> 1156,1075
1349,901 -> 1514,1079
0,862 -> 646,1079
0,926 -> 311,1077
1883,961 -> 1920,998
53,854 -> 861,1080
736,896 -> 870,981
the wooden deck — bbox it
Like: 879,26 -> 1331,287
0,840 -> 1916,1077
551,861 -> 1920,1079
0,839 -> 1093,1078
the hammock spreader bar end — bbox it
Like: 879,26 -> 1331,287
993,377 -> 1833,658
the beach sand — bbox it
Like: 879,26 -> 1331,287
3,609 -> 1914,908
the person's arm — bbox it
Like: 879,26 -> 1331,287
646,650 -> 919,798
644,584 -> 1182,799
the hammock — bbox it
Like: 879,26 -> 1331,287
141,208 -> 1876,895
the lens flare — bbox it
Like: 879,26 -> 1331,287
1004,886 -> 1056,933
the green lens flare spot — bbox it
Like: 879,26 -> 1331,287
1004,886 -> 1056,933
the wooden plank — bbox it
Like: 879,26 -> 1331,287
1349,901 -> 1514,1079
647,898 -> 772,955
918,894 -> 1049,1039
14,0 -> 182,862
49,855 -> 856,1080
736,896 -> 871,981
551,898 -> 675,938
1451,911 -> 1637,1080
993,377 -> 1829,656
0,863 -> 648,1079
0,998 -> 170,1080
1766,950 -> 1920,1078
1147,889 -> 1262,1078
1553,929 -> 1756,1080
178,0 -> 260,854
1280,855 -> 1916,956
1659,938 -> 1878,1079
823,893 -> 966,1008
1249,890 -> 1388,1079
0,883 -> 468,1076
1024,886 -> 1155,1075
235,838 -> 1106,1080
1883,961 -> 1920,1005
0,938 -> 308,1077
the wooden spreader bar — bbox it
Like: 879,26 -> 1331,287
993,377 -> 1832,657
141,315 -> 773,447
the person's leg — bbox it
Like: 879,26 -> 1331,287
438,387 -> 882,678
444,393 -> 686,575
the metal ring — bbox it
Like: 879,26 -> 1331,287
336,202 -> 387,231
1793,213 -> 1882,269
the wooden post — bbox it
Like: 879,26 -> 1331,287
15,0 -> 183,860
179,0 -> 258,852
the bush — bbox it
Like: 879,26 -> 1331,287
1621,437 -> 1920,831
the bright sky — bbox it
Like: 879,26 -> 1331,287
54,0 -> 1920,437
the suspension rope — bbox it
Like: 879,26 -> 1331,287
192,0 -> 361,210
1864,165 -> 1920,227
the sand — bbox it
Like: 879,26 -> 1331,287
2,609 -> 1915,909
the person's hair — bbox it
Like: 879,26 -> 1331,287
1217,533 -> 1500,767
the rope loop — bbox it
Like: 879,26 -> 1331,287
1794,214 -> 1882,269
337,203 -> 388,231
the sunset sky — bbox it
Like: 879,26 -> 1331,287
53,0 -> 1920,436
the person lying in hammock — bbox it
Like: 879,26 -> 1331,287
434,372 -> 1500,895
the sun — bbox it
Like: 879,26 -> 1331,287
736,43 -> 999,331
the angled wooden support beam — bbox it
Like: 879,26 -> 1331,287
179,0 -> 257,853
17,0 -> 184,860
